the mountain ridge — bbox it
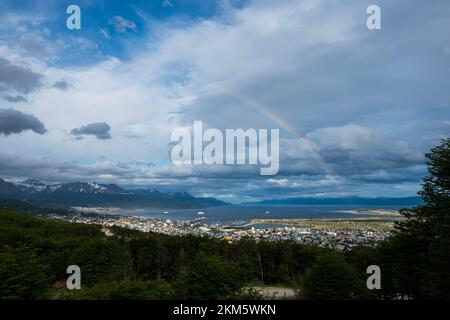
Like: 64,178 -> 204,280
0,178 -> 227,209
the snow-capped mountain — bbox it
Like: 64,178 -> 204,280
19,179 -> 50,193
16,179 -> 130,194
0,178 -> 226,209
45,182 -> 130,194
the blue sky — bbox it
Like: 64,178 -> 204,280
0,0 -> 244,65
0,0 -> 449,202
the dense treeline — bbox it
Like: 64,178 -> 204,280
0,138 -> 449,300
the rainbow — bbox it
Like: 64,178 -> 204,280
208,83 -> 341,181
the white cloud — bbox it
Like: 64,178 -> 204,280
99,28 -> 111,40
109,16 -> 137,33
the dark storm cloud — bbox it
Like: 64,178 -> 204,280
158,124 -> 425,180
70,122 -> 112,140
0,57 -> 42,93
3,95 -> 27,103
0,149 -> 424,203
303,124 -> 425,175
146,121 -> 427,201
0,108 -> 47,136
347,165 -> 426,184
0,152 -> 152,183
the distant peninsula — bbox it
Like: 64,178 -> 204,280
243,196 -> 423,206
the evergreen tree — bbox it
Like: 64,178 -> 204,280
69,239 -> 130,286
393,138 -> 450,298
301,253 -> 361,299
0,246 -> 49,299
176,252 -> 244,299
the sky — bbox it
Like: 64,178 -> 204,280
0,0 -> 449,203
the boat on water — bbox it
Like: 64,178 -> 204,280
265,211 -> 271,214
197,211 -> 205,215
163,211 -> 169,214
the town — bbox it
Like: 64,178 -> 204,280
48,213 -> 392,251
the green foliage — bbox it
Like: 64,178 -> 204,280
69,239 -> 130,286
68,280 -> 174,300
176,252 -> 245,299
301,253 -> 361,300
0,246 -> 49,299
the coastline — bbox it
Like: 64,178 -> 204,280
331,209 -> 401,216
247,216 -> 403,230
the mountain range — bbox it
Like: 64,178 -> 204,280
0,178 -> 227,209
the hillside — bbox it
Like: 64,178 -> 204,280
0,178 -> 227,209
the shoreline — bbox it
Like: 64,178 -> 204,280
247,216 -> 403,230
331,209 -> 400,216
71,206 -> 404,230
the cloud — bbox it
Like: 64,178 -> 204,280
52,79 -> 71,90
304,123 -> 424,175
0,0 -> 447,201
0,57 -> 41,93
162,0 -> 174,8
109,16 -> 137,33
3,95 -> 27,103
0,152 -> 153,183
98,28 -> 111,40
18,30 -> 53,58
0,108 -> 47,136
70,122 -> 112,140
